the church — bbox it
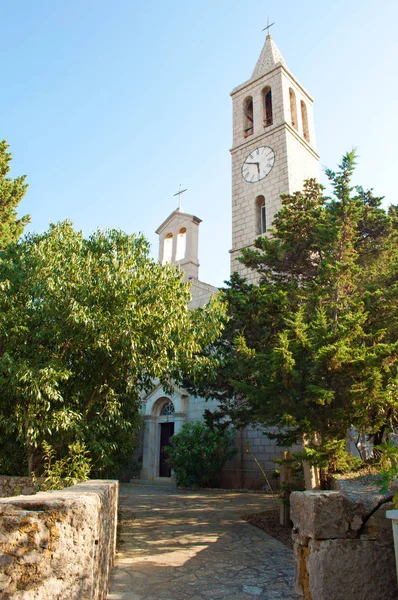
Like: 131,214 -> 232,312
138,30 -> 320,487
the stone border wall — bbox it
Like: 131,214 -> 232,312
0,480 -> 118,600
290,480 -> 397,600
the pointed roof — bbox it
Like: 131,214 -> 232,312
251,34 -> 287,80
155,208 -> 202,235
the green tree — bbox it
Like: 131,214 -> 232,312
0,140 -> 30,249
184,153 -> 398,476
0,221 -> 225,475
165,421 -> 236,488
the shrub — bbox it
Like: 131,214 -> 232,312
377,440 -> 398,506
36,441 -> 92,491
165,421 -> 236,488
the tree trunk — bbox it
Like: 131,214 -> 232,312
27,450 -> 34,476
25,421 -> 35,476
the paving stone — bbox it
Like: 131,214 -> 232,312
107,484 -> 298,600
243,585 -> 264,595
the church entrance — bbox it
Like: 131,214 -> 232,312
140,394 -> 184,481
159,422 -> 174,477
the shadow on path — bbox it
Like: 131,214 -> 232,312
107,484 -> 298,600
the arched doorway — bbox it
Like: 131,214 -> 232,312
140,385 -> 188,481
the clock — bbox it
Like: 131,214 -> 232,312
241,146 -> 275,183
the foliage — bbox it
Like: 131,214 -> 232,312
0,221 -> 225,475
0,437 -> 27,475
377,439 -> 398,506
165,421 -> 236,488
0,140 -> 30,250
297,441 -> 362,478
35,440 -> 91,491
183,152 -> 398,477
274,452 -> 305,508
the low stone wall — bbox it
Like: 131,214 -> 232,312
290,477 -> 397,600
0,476 -> 39,498
0,479 -> 118,600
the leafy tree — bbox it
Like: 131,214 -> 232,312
0,221 -> 225,475
165,421 -> 236,488
0,140 -> 30,249
184,152 -> 398,476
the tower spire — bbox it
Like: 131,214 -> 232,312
251,26 -> 286,80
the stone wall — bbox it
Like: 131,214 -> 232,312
290,477 -> 397,600
0,479 -> 118,600
0,476 -> 39,498
219,429 -> 300,490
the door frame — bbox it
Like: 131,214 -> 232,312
141,390 -> 188,481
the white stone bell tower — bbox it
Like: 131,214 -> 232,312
155,195 -> 218,310
230,31 -> 320,281
156,208 -> 201,281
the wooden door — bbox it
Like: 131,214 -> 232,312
159,422 -> 174,477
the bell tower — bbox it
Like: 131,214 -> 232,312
230,31 -> 320,281
156,208 -> 201,281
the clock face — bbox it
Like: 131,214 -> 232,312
241,146 -> 275,183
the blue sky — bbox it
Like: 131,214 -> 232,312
2,0 -> 398,287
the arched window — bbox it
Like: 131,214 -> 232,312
256,196 -> 266,235
289,88 -> 298,131
175,227 -> 187,261
163,233 -> 173,264
263,87 -> 273,127
301,100 -> 310,142
160,401 -> 175,416
243,96 -> 254,137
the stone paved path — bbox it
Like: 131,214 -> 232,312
107,483 -> 298,600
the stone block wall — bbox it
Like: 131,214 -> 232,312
290,478 -> 397,600
189,279 -> 218,310
0,480 -> 118,600
219,427 -> 301,490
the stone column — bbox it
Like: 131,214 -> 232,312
173,412 -> 186,435
141,415 -> 157,480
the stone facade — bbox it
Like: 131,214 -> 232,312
0,480 -> 118,600
230,34 -> 319,281
138,256 -> 289,486
189,279 -> 218,309
139,206 -> 219,482
226,34 -> 319,481
290,478 -> 397,599
138,34 -> 321,488
139,382 -> 220,481
139,379 -> 295,487
156,209 -> 202,280
220,428 -> 300,489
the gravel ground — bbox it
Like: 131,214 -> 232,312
243,509 -> 294,549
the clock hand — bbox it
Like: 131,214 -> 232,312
247,161 -> 260,174
246,162 -> 259,171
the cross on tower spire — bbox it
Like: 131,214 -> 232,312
262,17 -> 275,37
173,184 -> 187,212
